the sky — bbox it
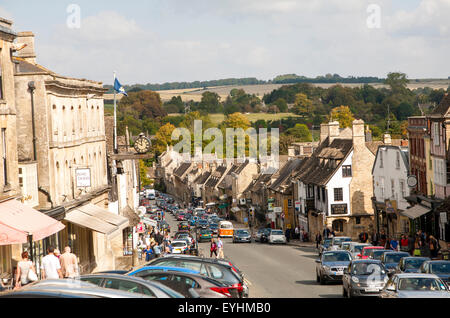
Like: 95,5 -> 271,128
0,0 -> 449,85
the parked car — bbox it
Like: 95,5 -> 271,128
342,259 -> 388,297
130,270 -> 238,298
268,229 -> 287,244
316,250 -> 353,284
254,228 -> 271,243
171,240 -> 189,254
146,255 -> 248,297
360,246 -> 386,259
379,273 -> 450,298
198,229 -> 213,242
381,251 -> 410,275
396,257 -> 431,274
0,279 -> 153,298
348,243 -> 372,259
330,237 -> 352,251
233,229 -> 252,243
420,260 -> 450,286
79,273 -> 185,298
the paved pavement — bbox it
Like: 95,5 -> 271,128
165,213 -> 343,298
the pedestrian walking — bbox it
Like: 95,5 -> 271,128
400,235 -> 409,252
295,226 -> 300,240
371,230 -> 379,246
389,237 -> 399,251
359,229 -> 369,243
210,238 -> 218,258
54,249 -> 61,259
285,228 -> 291,243
217,237 -> 224,259
429,235 -> 440,259
143,245 -> 153,262
153,243 -> 161,259
59,246 -> 79,279
407,233 -> 415,255
413,235 -> 422,256
41,246 -> 63,280
299,228 -> 304,242
15,251 -> 37,288
315,233 -> 322,249
379,230 -> 387,248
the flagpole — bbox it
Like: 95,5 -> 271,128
113,71 -> 118,154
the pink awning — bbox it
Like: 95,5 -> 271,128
0,199 -> 65,245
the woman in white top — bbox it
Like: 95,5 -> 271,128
15,251 -> 36,288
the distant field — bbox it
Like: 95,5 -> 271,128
153,80 -> 450,102
170,112 -> 301,125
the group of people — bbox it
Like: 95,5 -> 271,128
369,229 -> 441,258
12,246 -> 78,290
138,227 -> 172,262
209,237 -> 224,259
315,226 -> 441,259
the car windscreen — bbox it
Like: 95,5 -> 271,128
353,245 -> 368,253
323,239 -> 332,245
385,254 -> 409,264
398,278 -> 447,291
172,242 -> 186,247
430,263 -> 450,274
372,250 -> 389,260
236,230 -> 250,235
271,230 -> 284,235
322,252 -> 351,262
200,230 -> 211,234
334,238 -> 351,244
405,259 -> 428,270
209,224 -> 218,228
220,223 -> 233,229
352,263 -> 383,276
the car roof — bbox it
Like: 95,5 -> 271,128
394,273 -> 441,279
363,246 -> 385,249
351,259 -> 382,264
128,266 -> 200,275
323,250 -> 351,254
383,251 -> 410,255
424,260 -> 450,264
151,255 -> 234,267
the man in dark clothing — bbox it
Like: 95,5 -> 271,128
323,228 -> 331,239
359,230 -> 369,243
316,233 -> 322,249
371,230 -> 379,246
285,228 -> 291,243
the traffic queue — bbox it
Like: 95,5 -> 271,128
0,191 -> 249,299
316,236 -> 450,298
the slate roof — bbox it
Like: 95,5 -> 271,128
217,161 -> 250,189
269,158 -> 306,192
295,137 -> 353,186
244,172 -> 274,194
194,171 -> 211,185
205,166 -> 227,188
430,93 -> 450,116
14,57 -> 56,75
173,162 -> 192,178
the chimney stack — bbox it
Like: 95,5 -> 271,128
16,32 -> 36,64
383,133 -> 392,145
352,119 -> 365,148
328,121 -> 340,143
320,123 -> 329,144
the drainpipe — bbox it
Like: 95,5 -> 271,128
28,81 -> 37,161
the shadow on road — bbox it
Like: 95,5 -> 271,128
295,280 -> 317,285
318,294 -> 343,298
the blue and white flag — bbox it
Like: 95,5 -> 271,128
114,77 -> 128,96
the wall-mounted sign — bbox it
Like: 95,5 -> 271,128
274,207 -> 283,213
385,200 -> 397,214
76,168 -> 91,188
331,204 -> 348,215
295,201 -> 301,212
268,203 -> 274,212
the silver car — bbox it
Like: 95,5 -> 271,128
379,273 -> 450,298
348,243 -> 372,259
316,250 -> 353,284
329,237 -> 352,251
342,259 -> 388,297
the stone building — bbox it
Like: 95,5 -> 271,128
294,120 -> 377,240
13,31 -> 128,273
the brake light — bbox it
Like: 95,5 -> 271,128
210,287 -> 232,297
232,283 -> 244,293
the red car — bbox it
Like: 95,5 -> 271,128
176,213 -> 185,221
360,246 -> 385,259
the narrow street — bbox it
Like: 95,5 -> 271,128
165,213 -> 342,298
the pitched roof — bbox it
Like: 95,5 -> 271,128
194,171 -> 211,185
14,57 -> 56,75
366,141 -> 384,156
269,158 -> 305,192
430,93 -> 450,117
244,172 -> 274,193
173,162 -> 192,178
217,161 -> 250,189
295,137 -> 353,186
205,165 -> 227,188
